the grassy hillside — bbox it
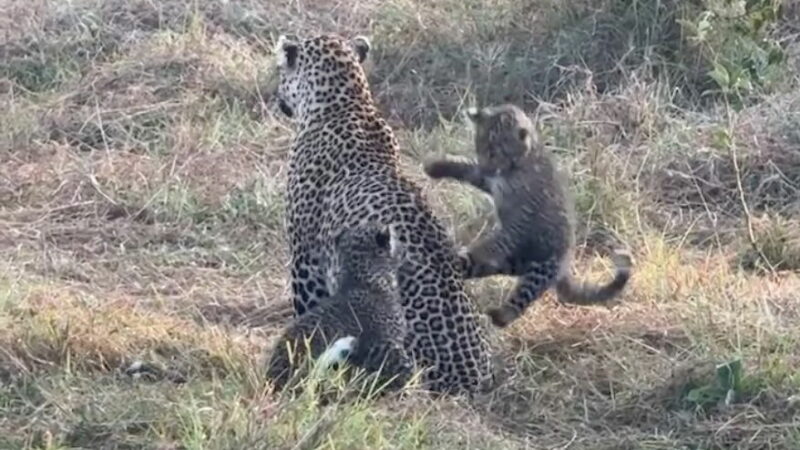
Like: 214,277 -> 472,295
1,0 -> 799,448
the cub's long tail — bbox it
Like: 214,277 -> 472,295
555,250 -> 633,305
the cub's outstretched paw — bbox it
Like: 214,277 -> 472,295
423,159 -> 455,179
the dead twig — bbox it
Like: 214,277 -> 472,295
724,103 -> 776,275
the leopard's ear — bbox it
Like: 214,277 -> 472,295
517,127 -> 529,143
275,34 -> 299,69
350,35 -> 371,63
386,224 -> 403,258
374,225 -> 391,250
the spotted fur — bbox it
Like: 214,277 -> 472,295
273,34 -> 495,394
424,103 -> 633,328
265,224 -> 412,392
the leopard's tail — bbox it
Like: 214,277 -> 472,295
555,250 -> 633,305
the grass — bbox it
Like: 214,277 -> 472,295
1,0 -> 799,448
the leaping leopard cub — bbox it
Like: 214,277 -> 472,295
265,223 -> 412,392
424,103 -> 633,328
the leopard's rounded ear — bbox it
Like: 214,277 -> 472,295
374,225 -> 391,250
350,35 -> 371,63
517,127 -> 529,143
387,224 -> 403,258
275,34 -> 299,69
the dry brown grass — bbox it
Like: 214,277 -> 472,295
2,0 -> 800,449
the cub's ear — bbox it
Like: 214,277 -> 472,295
386,224 -> 403,258
275,34 -> 299,69
517,127 -> 529,143
374,226 -> 391,250
350,35 -> 371,63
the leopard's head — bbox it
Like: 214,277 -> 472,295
273,34 -> 372,124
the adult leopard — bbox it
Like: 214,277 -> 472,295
272,33 -> 494,394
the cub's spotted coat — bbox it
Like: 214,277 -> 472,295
265,224 -> 412,392
424,103 -> 632,327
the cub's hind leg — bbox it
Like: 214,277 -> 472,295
458,231 -> 515,279
486,257 -> 561,328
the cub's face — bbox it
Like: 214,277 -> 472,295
465,104 -> 535,170
325,223 -> 402,293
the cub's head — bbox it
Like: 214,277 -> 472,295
273,34 -> 371,122
324,223 -> 402,293
465,103 -> 537,169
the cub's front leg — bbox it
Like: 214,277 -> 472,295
423,159 -> 491,194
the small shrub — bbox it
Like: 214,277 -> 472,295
680,0 -> 787,105
738,214 -> 800,272
683,358 -> 746,409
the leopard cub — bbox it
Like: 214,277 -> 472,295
424,103 -> 632,328
265,223 -> 412,392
